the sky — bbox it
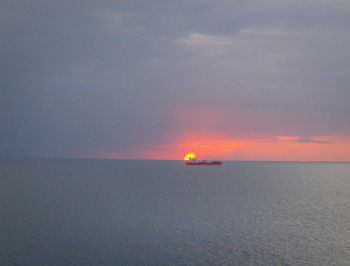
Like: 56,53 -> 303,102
1,0 -> 350,161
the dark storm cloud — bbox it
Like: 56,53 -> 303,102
1,0 -> 349,157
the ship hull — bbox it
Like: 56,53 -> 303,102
186,161 -> 222,165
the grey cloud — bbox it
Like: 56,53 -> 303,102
297,137 -> 333,145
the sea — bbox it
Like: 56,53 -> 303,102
1,159 -> 350,265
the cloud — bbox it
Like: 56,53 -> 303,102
276,136 -> 334,144
297,137 -> 334,145
178,32 -> 232,45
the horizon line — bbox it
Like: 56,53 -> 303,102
1,156 -> 349,163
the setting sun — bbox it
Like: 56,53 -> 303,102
184,152 -> 196,161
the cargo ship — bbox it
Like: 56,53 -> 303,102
184,153 -> 222,165
185,158 -> 223,165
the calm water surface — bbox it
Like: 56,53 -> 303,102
1,159 -> 350,265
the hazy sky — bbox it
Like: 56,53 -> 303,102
1,0 -> 350,160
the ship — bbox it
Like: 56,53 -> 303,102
185,158 -> 223,166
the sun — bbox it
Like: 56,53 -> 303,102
184,152 -> 196,161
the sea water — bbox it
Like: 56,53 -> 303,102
1,159 -> 350,265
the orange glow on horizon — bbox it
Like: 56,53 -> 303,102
135,132 -> 249,160
92,133 -> 350,162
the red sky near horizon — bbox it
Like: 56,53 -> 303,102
97,132 -> 350,162
89,98 -> 350,162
